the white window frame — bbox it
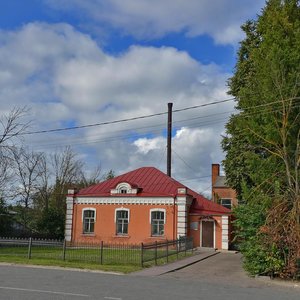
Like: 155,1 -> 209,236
82,208 -> 96,234
220,198 -> 232,210
116,182 -> 131,194
149,208 -> 166,236
115,208 -> 130,235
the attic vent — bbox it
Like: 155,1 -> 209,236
111,182 -> 138,195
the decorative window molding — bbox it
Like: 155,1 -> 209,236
115,208 -> 130,235
149,208 -> 166,223
114,207 -> 130,222
82,208 -> 96,234
110,182 -> 138,195
150,208 -> 166,236
82,208 -> 96,221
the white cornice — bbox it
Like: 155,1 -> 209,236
74,196 -> 175,205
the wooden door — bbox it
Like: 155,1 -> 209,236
201,221 -> 214,248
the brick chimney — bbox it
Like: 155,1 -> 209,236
212,164 -> 220,187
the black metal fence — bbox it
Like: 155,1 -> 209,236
141,236 -> 194,267
0,237 -> 193,267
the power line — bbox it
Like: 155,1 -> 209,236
172,98 -> 234,113
172,149 -> 199,174
25,111 -> 234,146
3,96 -> 299,141
27,102 -> 300,150
26,119 -> 229,150
157,146 -> 167,166
25,96 -> 300,138
13,98 -> 235,137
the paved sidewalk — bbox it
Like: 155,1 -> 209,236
130,250 -> 220,277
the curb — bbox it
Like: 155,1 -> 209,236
0,262 -> 122,275
164,251 -> 220,274
255,275 -> 300,289
130,251 -> 221,277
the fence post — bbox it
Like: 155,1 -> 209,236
100,241 -> 104,265
166,240 -> 169,263
185,237 -> 187,256
176,238 -> 179,259
62,239 -> 66,261
155,241 -> 158,266
141,243 -> 144,267
28,237 -> 32,259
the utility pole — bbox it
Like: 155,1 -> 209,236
167,102 -> 173,177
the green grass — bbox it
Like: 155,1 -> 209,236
0,255 -> 141,273
0,245 -> 194,273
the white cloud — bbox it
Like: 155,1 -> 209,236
134,137 -> 165,154
0,22 -> 234,194
128,126 -> 225,195
46,0 -> 265,45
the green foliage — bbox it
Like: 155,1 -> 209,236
241,238 -> 285,276
36,207 -> 65,239
0,198 -> 13,236
13,205 -> 35,234
223,0 -> 300,278
105,169 -> 115,180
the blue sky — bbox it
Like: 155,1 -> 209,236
0,0 -> 236,69
0,0 -> 265,194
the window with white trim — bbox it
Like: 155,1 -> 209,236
115,209 -> 129,235
150,209 -> 165,236
220,198 -> 232,210
120,188 -> 127,194
82,208 -> 96,234
117,183 -> 130,194
111,182 -> 138,195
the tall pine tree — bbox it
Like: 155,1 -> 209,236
223,0 -> 300,278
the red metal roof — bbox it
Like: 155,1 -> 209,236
77,167 -> 230,215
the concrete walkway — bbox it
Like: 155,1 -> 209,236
130,250 -> 220,277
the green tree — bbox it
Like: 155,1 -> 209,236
105,169 -> 115,180
0,198 -> 13,236
223,0 -> 300,278
35,207 -> 65,239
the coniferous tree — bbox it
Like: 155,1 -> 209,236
223,0 -> 300,278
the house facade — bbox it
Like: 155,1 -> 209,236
211,164 -> 238,210
65,167 -> 231,249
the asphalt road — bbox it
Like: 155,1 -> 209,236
0,255 -> 299,300
162,252 -> 262,287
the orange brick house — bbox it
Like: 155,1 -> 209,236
211,164 -> 238,210
65,167 -> 232,249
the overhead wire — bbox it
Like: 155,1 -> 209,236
3,96 -> 299,142
172,149 -> 199,174
8,98 -> 235,137
27,101 -> 300,150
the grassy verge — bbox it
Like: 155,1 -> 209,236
0,256 -> 141,273
0,246 -> 194,273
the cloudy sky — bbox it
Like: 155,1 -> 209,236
0,0 -> 265,195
